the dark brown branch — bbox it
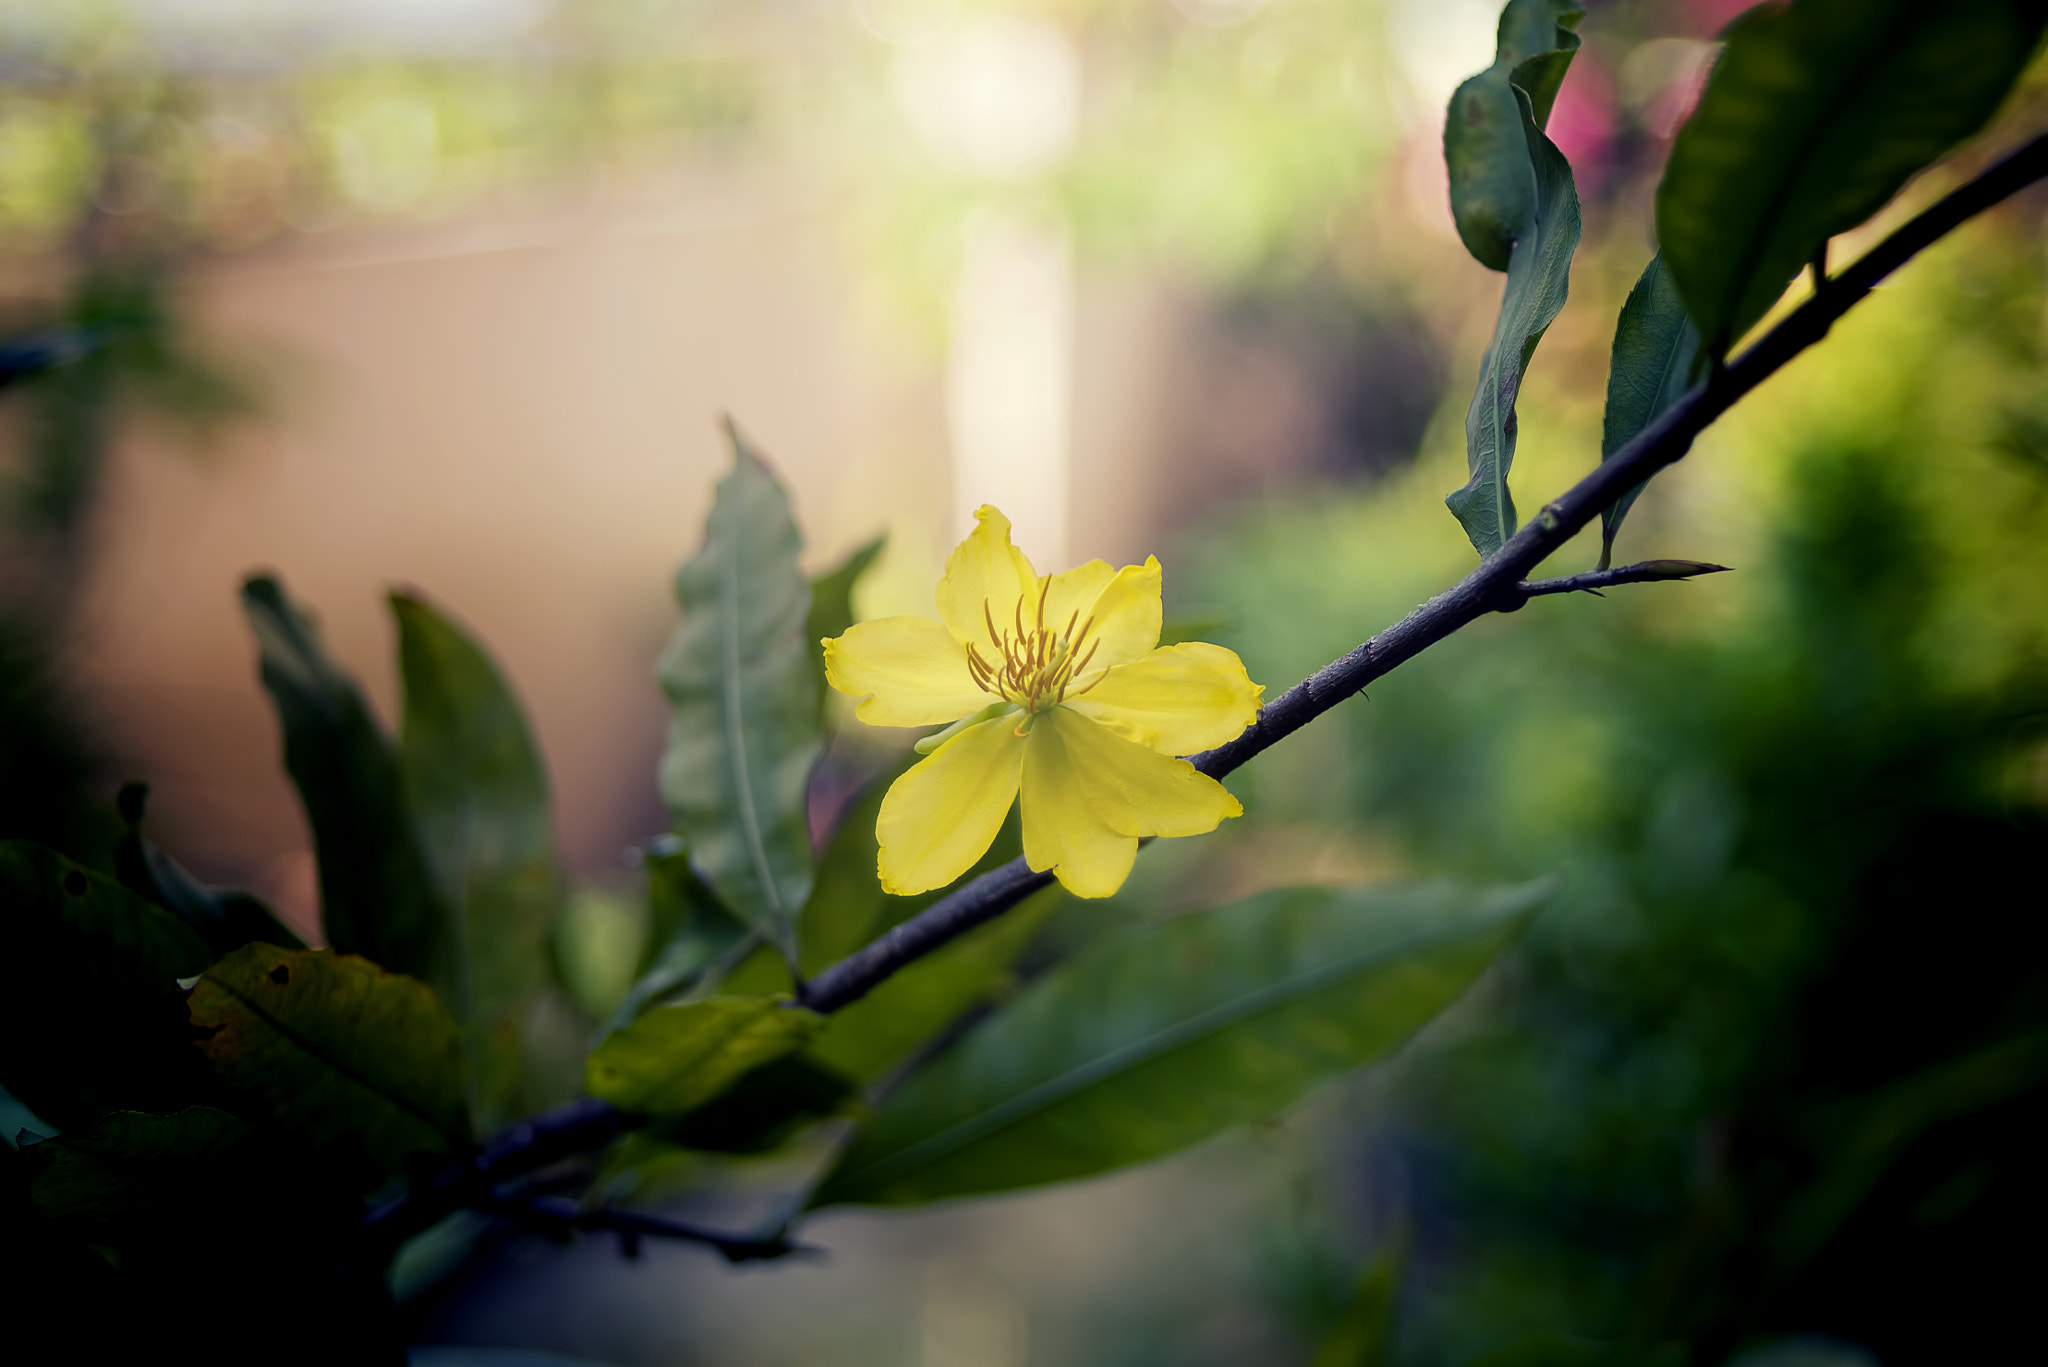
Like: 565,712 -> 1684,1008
368,130 -> 2048,1237
360,1098 -> 636,1248
799,129 -> 2048,1014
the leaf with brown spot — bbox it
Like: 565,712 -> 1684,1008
191,943 -> 469,1187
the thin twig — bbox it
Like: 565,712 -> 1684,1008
798,130 -> 2048,1015
495,1193 -> 810,1264
369,130 -> 2048,1232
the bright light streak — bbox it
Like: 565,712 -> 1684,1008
892,14 -> 1080,181
1386,0 -> 1501,128
948,211 -> 1074,568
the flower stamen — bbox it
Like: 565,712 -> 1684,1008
970,589 -> 1104,713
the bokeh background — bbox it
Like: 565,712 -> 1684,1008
4,1 -> 2046,1363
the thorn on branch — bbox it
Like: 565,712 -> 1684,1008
1515,560 -> 1731,600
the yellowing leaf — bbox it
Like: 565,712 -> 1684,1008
191,943 -> 468,1186
585,996 -> 822,1117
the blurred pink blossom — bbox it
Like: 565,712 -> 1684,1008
1687,0 -> 1758,36
1546,54 -> 1615,191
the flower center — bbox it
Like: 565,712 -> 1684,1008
965,580 -> 1103,714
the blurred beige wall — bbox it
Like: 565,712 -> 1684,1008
64,162 -> 1201,935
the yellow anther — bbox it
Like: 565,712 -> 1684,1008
971,590 -> 1104,713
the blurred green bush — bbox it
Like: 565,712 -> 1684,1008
1184,211 -> 2048,1365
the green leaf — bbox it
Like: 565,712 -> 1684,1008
23,1106 -> 249,1228
554,888 -> 650,1023
1447,106 -> 1581,557
1596,255 -> 1704,569
1158,608 -> 1232,648
1496,0 -> 1583,123
190,943 -> 469,1184
1443,0 -> 1584,271
392,590 -> 561,1120
1313,1228 -> 1407,1367
716,939 -> 803,997
656,422 -> 821,957
807,535 -> 885,723
112,782 -> 305,955
798,757 -> 1025,975
1443,2 -> 1585,556
241,574 -> 448,983
795,759 -> 1049,1082
602,839 -> 750,1032
585,996 -> 822,1117
1769,1027 -> 2048,1283
812,879 -> 1549,1207
660,1053 -> 856,1153
0,842 -> 215,1130
811,885 -> 1060,1084
590,1129 -> 708,1207
684,768 -> 1043,1086
1656,0 -> 2048,354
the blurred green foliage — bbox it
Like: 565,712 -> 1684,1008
1182,207 -> 2048,1364
3,3 -> 2047,1364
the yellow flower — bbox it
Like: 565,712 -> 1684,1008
823,506 -> 1263,899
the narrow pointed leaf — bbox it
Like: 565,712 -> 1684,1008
813,879 -> 1550,1206
241,574 -> 448,982
392,590 -> 561,1120
1657,0 -> 2048,354
1447,89 -> 1581,556
0,842 -> 214,1130
113,782 -> 304,955
1596,255 -> 1703,568
190,943 -> 469,1184
585,996 -> 822,1117
656,424 -> 820,955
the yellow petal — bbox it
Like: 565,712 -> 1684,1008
824,616 -> 994,727
1069,557 -> 1163,676
877,715 -> 1024,896
1047,707 -> 1242,838
1037,558 -> 1114,641
1065,642 -> 1264,755
934,506 -> 1039,658
1020,716 -> 1139,899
